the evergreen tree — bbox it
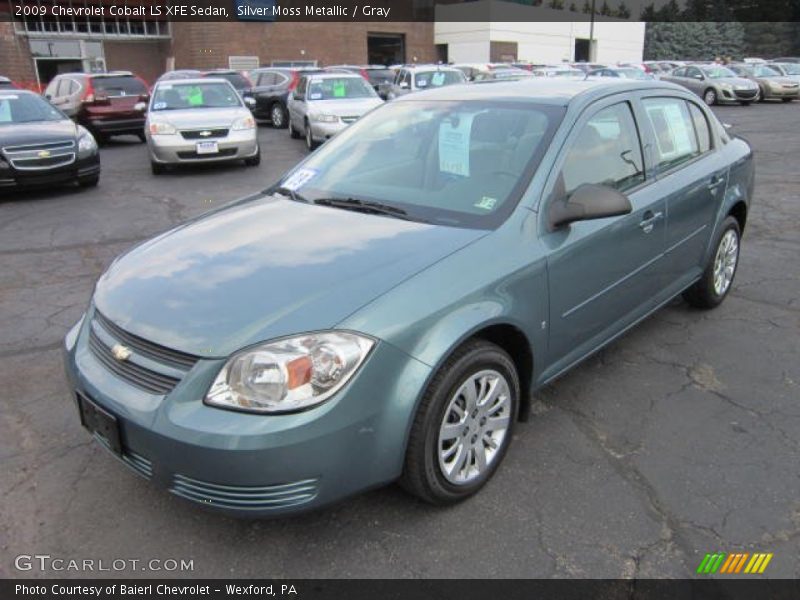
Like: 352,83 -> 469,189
640,3 -> 657,20
582,0 -> 592,14
616,1 -> 631,19
569,2 -> 577,12
599,1 -> 612,16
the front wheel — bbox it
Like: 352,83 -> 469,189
703,88 -> 717,106
683,216 -> 741,309
78,175 -> 99,188
782,97 -> 794,103
151,161 -> 166,175
304,121 -> 318,151
288,116 -> 301,139
244,146 -> 261,166
739,100 -> 751,106
400,340 -> 519,505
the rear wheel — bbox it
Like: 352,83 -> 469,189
782,97 -> 794,103
683,216 -> 741,309
400,340 -> 519,505
703,88 -> 718,106
270,103 -> 287,128
739,100 -> 751,106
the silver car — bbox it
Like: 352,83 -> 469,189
660,65 -> 759,106
286,72 -> 383,151
145,78 -> 259,174
386,66 -> 466,100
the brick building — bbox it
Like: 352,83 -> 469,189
0,16 -> 435,90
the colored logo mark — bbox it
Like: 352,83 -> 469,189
696,552 -> 773,574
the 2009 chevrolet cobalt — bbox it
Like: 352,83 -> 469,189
64,79 -> 754,516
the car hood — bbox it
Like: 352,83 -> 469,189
0,119 -> 77,147
147,106 -> 249,128
94,196 -> 485,357
307,97 -> 383,116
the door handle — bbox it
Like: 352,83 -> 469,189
707,174 -> 725,193
639,210 -> 663,234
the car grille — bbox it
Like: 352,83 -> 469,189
88,311 -> 199,395
1,140 -> 75,170
340,116 -> 359,124
176,148 -> 237,159
170,474 -> 319,511
734,89 -> 757,99
121,450 -> 153,480
180,128 -> 229,140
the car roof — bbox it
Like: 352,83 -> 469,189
305,72 -> 366,80
394,78 -> 689,106
155,77 -> 231,86
403,65 -> 462,73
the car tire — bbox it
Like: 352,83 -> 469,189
304,121 -> 318,151
703,88 -> 718,106
137,131 -> 147,143
782,97 -> 794,103
270,103 -> 287,129
400,339 -> 519,505
289,116 -> 301,139
78,175 -> 99,188
151,161 -> 166,175
682,216 -> 741,310
757,87 -> 766,102
244,146 -> 261,167
739,100 -> 751,106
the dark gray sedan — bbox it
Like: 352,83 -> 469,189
661,65 -> 759,106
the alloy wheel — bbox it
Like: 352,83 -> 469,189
713,229 -> 739,296
438,369 -> 511,485
271,104 -> 284,128
704,89 -> 717,105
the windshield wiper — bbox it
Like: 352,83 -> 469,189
314,197 -> 415,221
273,186 -> 310,204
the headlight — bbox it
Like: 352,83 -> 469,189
310,113 -> 339,123
77,126 -> 97,156
205,332 -> 375,414
148,121 -> 176,135
231,115 -> 256,130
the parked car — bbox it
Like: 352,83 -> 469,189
473,68 -> 533,82
586,67 -> 654,80
451,63 -> 517,82
570,62 -> 607,73
531,66 -> 584,78
728,63 -> 799,102
324,65 -> 397,98
64,79 -> 753,516
0,76 -> 17,89
660,65 -> 759,105
386,66 -> 467,100
768,62 -> 800,85
287,72 -> 383,150
43,71 -> 149,142
158,69 -> 256,109
250,67 -> 322,128
145,78 -> 259,174
0,89 -> 100,190
773,57 -> 800,63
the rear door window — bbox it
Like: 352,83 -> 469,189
687,103 -> 712,153
91,76 -> 147,97
642,97 -> 701,172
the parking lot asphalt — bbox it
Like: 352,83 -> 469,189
1,102 -> 799,579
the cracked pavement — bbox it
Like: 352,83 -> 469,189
1,103 -> 798,579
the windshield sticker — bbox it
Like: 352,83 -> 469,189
439,113 -> 474,177
475,196 -> 498,211
309,92 -> 322,100
153,101 -> 167,110
0,100 -> 10,122
282,168 -> 318,191
333,82 -> 346,97
417,79 -> 428,87
187,87 -> 203,106
431,72 -> 446,86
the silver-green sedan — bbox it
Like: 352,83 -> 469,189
64,79 -> 753,516
661,65 -> 759,105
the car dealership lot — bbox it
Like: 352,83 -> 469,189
1,103 -> 799,578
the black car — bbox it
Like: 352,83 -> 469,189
250,67 -> 322,128
0,90 -> 100,191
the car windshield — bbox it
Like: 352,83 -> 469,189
752,65 -> 781,77
414,71 -> 465,89
91,76 -> 147,96
273,100 -> 564,229
207,72 -> 250,90
702,66 -> 737,79
151,82 -> 242,110
618,68 -> 649,79
774,63 -> 800,75
0,93 -> 66,125
308,77 -> 375,99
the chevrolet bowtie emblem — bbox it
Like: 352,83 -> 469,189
111,344 -> 132,362
37,150 -> 51,158
199,130 -> 212,137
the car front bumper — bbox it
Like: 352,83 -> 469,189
0,153 -> 100,190
148,130 -> 258,165
763,85 -> 799,99
62,307 -> 431,517
81,116 -> 146,136
308,120 -> 349,142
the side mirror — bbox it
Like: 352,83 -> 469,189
399,81 -> 409,89
292,90 -> 302,101
694,73 -> 704,80
244,96 -> 256,108
133,101 -> 147,112
549,184 -> 632,229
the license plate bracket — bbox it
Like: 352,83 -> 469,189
77,393 -> 122,456
196,141 -> 219,155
